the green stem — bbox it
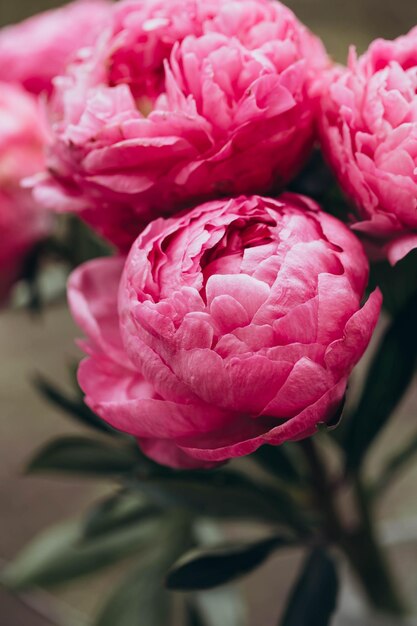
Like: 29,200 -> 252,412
298,439 -> 343,542
299,438 -> 406,616
340,475 -> 406,616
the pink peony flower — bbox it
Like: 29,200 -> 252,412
0,0 -> 111,96
318,28 -> 417,265
37,0 -> 328,250
68,194 -> 381,468
0,83 -> 50,302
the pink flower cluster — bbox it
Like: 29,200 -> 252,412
69,195 -> 381,467
0,0 -> 112,301
36,0 -> 328,250
6,0 -> 407,466
0,83 -> 49,302
0,0 -> 111,96
318,27 -> 417,265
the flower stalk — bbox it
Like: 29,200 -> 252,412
340,475 -> 406,616
300,438 -> 407,617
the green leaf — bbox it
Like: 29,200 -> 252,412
131,470 -> 310,534
372,428 -> 417,497
186,604 -> 206,626
34,375 -> 114,434
166,536 -> 292,591
289,149 -> 351,223
95,564 -> 170,626
369,251 -> 417,316
252,444 -> 304,484
190,588 -> 247,626
84,491 -> 160,539
66,215 -> 113,267
95,513 -> 192,626
343,292 -> 417,470
1,515 -> 163,590
280,547 -> 339,626
26,436 -> 141,477
19,241 -> 44,313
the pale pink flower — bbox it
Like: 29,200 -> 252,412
0,0 -> 111,96
0,83 -> 50,302
319,28 -> 417,265
68,194 -> 381,468
37,0 -> 328,250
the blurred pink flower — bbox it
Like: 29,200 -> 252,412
318,28 -> 417,265
0,0 -> 111,96
0,83 -> 50,302
68,194 -> 381,468
36,0 -> 327,250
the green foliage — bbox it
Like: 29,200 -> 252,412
93,513 -> 191,626
289,150 -> 352,222
1,514 -> 165,590
34,374 -> 115,434
14,215 -> 112,314
19,240 -> 45,313
252,443 -> 305,484
188,588 -> 247,626
95,564 -> 171,626
166,535 -> 294,591
65,215 -> 112,266
186,603 -> 206,626
279,548 -> 339,626
26,436 -> 141,477
83,491 -> 160,539
130,469 -> 310,533
342,292 -> 417,471
369,251 -> 417,316
371,428 -> 417,497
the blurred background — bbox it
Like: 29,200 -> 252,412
1,1 -> 417,625
2,0 -> 417,59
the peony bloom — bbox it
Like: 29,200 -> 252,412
318,28 -> 417,265
0,0 -> 111,96
68,194 -> 381,468
0,83 -> 50,302
37,0 -> 328,250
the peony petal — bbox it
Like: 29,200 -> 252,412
138,437 -> 217,469
316,273 -> 360,343
38,0 -> 327,248
206,274 -> 270,320
325,289 -> 382,376
272,297 -> 319,344
228,355 -> 294,414
67,257 -> 129,367
174,313 -> 215,350
79,356 -> 230,439
385,233 -> 417,265
262,357 -> 331,418
209,294 -> 250,333
177,380 -> 347,461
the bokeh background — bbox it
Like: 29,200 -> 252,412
1,1 -> 417,625
2,0 -> 417,59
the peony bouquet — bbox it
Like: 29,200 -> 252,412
1,1 -> 417,624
